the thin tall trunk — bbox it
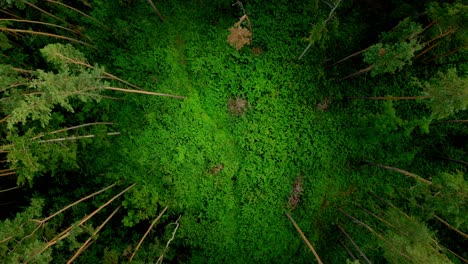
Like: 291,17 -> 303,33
147,0 -> 165,21
34,182 -> 117,224
38,132 -> 121,143
338,208 -> 386,241
0,28 -> 95,49
45,0 -> 113,32
31,122 -> 115,140
0,168 -> 15,174
337,224 -> 372,264
369,192 -> 412,220
421,28 -> 456,47
67,206 -> 121,264
0,8 -> 23,19
363,161 -> 433,185
357,205 -> 394,228
285,212 -> 323,264
0,186 -> 22,193
0,115 -> 10,124
338,239 -> 358,261
0,18 -> 77,35
339,209 -> 411,261
130,206 -> 169,261
434,215 -> 468,239
339,64 -> 374,81
348,95 -> 429,100
22,0 -> 72,27
54,54 -> 143,90
1,54 -> 28,68
425,46 -> 467,63
156,215 -> 182,264
414,41 -> 441,60
0,171 -> 16,177
104,87 -> 186,99
328,47 -> 370,67
442,120 -> 468,123
438,156 -> 468,166
26,183 -> 135,262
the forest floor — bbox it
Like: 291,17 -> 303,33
89,3 -> 358,262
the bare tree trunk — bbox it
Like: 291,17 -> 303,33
328,47 -> 370,67
337,224 -> 372,264
434,215 -> 468,239
438,156 -> 468,166
363,161 -> 433,185
147,0 -> 165,21
338,64 -> 374,81
67,206 -> 122,264
0,28 -> 95,49
338,239 -> 357,261
130,206 -> 169,261
0,18 -> 77,35
45,0 -> 113,32
26,183 -> 135,262
285,212 -> 323,264
348,95 -> 429,100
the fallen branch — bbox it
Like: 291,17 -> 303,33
130,206 -> 169,261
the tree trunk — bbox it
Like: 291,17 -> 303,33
363,161 -> 433,185
0,28 -> 95,48
130,206 -> 169,261
348,95 -> 430,100
26,183 -> 135,261
0,18 -> 77,35
285,212 -> 324,264
338,64 -> 374,81
147,0 -> 165,21
67,206 -> 122,264
337,224 -> 372,264
45,0 -> 113,32
329,47 -> 370,67
434,215 -> 468,239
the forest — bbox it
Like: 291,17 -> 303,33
0,0 -> 466,263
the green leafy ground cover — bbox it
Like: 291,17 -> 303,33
1,0 -> 466,263
91,3 -> 354,262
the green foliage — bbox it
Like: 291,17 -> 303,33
382,210 -> 452,264
364,40 -> 423,76
0,198 -> 51,263
417,68 -> 468,119
0,0 -> 466,263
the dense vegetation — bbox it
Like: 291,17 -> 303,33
0,0 -> 466,263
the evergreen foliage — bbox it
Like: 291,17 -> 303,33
0,0 -> 466,263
